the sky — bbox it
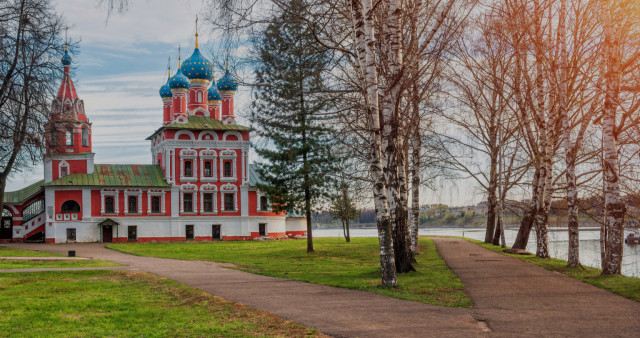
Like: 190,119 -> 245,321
5,0 -> 484,207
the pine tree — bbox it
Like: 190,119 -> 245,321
251,0 -> 336,253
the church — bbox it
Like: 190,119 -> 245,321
0,31 -> 306,243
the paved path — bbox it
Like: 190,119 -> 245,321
4,239 -> 640,337
433,238 -> 640,337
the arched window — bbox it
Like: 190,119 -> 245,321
260,196 -> 268,211
2,208 -> 11,217
22,199 -> 44,222
60,200 -> 80,213
81,126 -> 89,147
65,127 -> 73,146
198,91 -> 203,103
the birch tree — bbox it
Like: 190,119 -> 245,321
597,0 -> 640,275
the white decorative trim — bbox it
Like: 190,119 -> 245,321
257,191 -> 272,211
199,149 -> 217,182
58,160 -> 69,178
222,116 -> 236,125
222,131 -> 242,141
191,107 -> 208,116
179,148 -> 198,182
198,131 -> 218,141
175,115 -> 188,124
220,149 -> 237,182
123,189 -> 142,214
220,183 -> 238,211
200,184 -> 218,214
242,148 -> 248,184
180,183 -> 198,214
175,130 -> 195,140
147,189 -> 166,214
151,140 -> 250,154
100,189 -> 119,214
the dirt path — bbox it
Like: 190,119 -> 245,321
5,239 -> 640,337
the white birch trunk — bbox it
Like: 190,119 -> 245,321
351,0 -> 397,286
381,0 -> 414,273
601,0 -> 625,275
558,0 -> 580,267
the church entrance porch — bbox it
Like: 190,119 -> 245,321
98,218 -> 119,243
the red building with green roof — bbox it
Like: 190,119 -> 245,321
0,31 -> 306,244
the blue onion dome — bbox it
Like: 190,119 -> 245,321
169,67 -> 190,90
217,69 -> 238,92
180,48 -> 214,81
61,47 -> 72,66
159,79 -> 172,98
207,79 -> 222,101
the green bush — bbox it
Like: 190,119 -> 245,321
443,212 -> 457,224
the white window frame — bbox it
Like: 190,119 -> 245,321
180,183 -> 198,214
220,183 -> 238,212
81,126 -> 89,147
65,128 -> 73,145
100,189 -> 119,215
200,149 -> 217,182
219,149 -> 237,182
200,184 -> 218,214
180,148 -> 198,182
124,189 -> 142,215
59,160 -> 69,178
257,191 -> 272,212
147,189 -> 166,215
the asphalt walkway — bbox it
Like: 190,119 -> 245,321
5,239 -> 640,337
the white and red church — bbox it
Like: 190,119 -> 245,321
0,34 -> 306,243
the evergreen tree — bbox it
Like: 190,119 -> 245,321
251,0 -> 336,253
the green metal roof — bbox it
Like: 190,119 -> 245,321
3,180 -> 45,204
249,164 -> 265,187
45,164 -> 170,188
146,116 -> 250,140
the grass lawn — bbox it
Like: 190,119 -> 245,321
467,239 -> 640,303
107,237 -> 471,307
0,246 -> 63,257
0,259 -> 122,270
0,270 -> 322,337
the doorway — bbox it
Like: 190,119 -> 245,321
185,224 -> 194,240
1,219 -> 12,240
212,224 -> 221,240
259,223 -> 267,237
102,225 -> 113,243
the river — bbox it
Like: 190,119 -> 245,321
313,227 -> 640,278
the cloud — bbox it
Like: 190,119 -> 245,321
5,0 -> 251,191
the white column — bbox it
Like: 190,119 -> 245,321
82,188 -> 91,219
44,158 -> 53,182
241,185 -> 249,217
241,149 -> 246,184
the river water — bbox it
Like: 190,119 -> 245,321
313,227 -> 640,278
